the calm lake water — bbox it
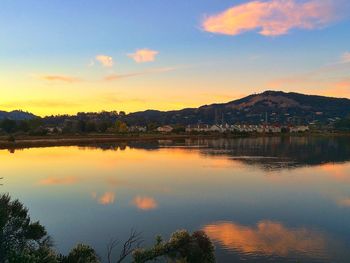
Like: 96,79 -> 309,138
1,136 -> 350,262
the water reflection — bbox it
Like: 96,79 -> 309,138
92,192 -> 116,205
337,198 -> 350,207
132,196 -> 158,211
71,136 -> 350,170
38,176 -> 78,186
2,137 -> 350,262
204,221 -> 328,260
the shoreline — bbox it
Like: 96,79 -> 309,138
0,132 -> 349,150
0,134 -> 214,149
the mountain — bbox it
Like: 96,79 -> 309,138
124,91 -> 350,125
2,91 -> 350,125
0,110 -> 37,121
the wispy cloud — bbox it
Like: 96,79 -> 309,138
104,66 -> 177,81
38,75 -> 80,83
340,52 -> 350,64
268,52 -> 350,96
202,0 -> 342,36
96,55 -> 114,67
128,49 -> 159,63
2,100 -> 80,109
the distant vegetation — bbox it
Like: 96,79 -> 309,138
0,193 -> 215,263
1,91 -> 350,137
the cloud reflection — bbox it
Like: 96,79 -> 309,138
132,196 -> 158,211
337,198 -> 350,207
38,176 -> 78,185
92,192 -> 116,205
203,221 -> 327,257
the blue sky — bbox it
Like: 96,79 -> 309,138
0,0 -> 349,115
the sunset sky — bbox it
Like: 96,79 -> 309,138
1,0 -> 350,116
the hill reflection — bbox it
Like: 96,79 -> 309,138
78,136 -> 350,170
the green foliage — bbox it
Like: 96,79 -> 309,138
334,118 -> 350,131
115,120 -> 128,133
7,135 -> 16,142
172,125 -> 185,133
0,194 -> 51,262
0,119 -> 17,133
61,244 -> 100,263
146,122 -> 159,132
132,230 -> 215,263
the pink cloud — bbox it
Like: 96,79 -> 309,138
104,67 -> 177,81
202,0 -> 340,36
128,49 -> 159,63
96,55 -> 114,67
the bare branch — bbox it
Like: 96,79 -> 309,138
117,229 -> 143,263
107,238 -> 120,263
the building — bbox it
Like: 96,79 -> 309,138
128,126 -> 147,132
157,125 -> 173,133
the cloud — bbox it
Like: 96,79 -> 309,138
39,75 -> 80,83
203,221 -> 327,257
340,52 -> 350,64
38,176 -> 78,185
2,100 -> 80,109
202,0 -> 341,36
104,67 -> 177,81
132,196 -> 158,210
92,192 -> 115,205
96,55 -> 114,67
128,49 -> 159,63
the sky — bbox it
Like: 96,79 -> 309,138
0,0 -> 350,116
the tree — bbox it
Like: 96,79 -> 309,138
132,230 -> 215,263
86,121 -> 97,133
18,120 -> 30,132
115,120 -> 128,133
77,120 -> 87,133
334,118 -> 350,131
61,244 -> 100,263
0,194 -> 52,262
107,229 -> 143,263
0,119 -> 17,133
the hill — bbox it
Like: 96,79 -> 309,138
124,91 -> 350,125
2,91 -> 350,126
0,110 -> 37,121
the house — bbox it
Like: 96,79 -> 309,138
157,125 -> 173,133
289,125 -> 309,133
209,125 -> 222,132
185,124 -> 210,132
128,126 -> 147,132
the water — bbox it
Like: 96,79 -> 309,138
1,136 -> 350,262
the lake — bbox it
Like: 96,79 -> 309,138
1,136 -> 350,262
